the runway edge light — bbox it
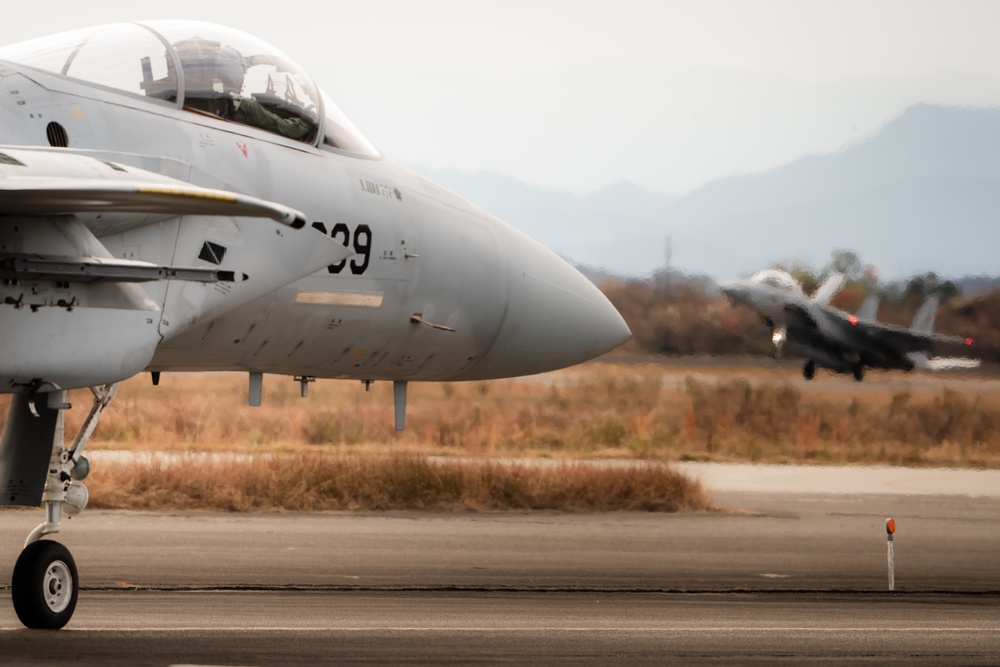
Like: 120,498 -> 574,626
886,518 -> 896,592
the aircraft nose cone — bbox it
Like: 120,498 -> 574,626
472,227 -> 630,379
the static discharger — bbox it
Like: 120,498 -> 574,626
886,518 -> 896,591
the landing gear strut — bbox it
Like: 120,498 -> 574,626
771,325 -> 787,359
7,383 -> 117,629
852,363 -> 865,382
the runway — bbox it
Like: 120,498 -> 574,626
0,466 -> 998,664
1,591 -> 997,665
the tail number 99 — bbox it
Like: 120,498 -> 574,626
312,222 -> 372,275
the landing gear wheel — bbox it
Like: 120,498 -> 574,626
12,540 -> 78,629
803,360 -> 816,380
852,364 -> 865,382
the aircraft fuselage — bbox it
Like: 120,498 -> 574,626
0,58 -> 628,386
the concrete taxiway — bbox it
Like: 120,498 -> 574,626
0,465 -> 997,664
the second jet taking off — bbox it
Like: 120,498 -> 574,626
722,269 -> 975,381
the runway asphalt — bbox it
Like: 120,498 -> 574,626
0,591 -> 997,665
0,465 -> 997,664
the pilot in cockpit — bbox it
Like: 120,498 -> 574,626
174,37 -> 313,141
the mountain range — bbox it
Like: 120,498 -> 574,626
414,103 -> 1000,282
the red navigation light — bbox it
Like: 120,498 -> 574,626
966,337 -> 974,346
848,315 -> 858,326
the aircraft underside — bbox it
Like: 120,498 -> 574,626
793,339 -> 914,382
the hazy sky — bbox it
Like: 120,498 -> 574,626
4,0 -> 1000,194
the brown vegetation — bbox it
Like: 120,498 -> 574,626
85,454 -> 710,512
0,354 -> 997,513
681,378 -> 1000,466
2,363 -> 997,469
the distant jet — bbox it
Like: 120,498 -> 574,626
721,269 -> 975,381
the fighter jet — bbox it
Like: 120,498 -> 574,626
0,21 -> 630,628
721,269 -> 973,381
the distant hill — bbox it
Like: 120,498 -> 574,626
415,103 -> 1000,282
955,275 -> 1000,296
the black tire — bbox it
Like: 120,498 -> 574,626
853,364 -> 865,382
803,360 -> 816,380
11,540 -> 78,629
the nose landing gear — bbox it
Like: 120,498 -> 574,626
852,363 -> 865,382
771,325 -> 787,359
6,383 -> 117,629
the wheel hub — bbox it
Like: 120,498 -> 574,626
43,560 -> 72,613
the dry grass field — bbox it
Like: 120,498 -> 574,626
1,358 -> 996,511
77,362 -> 1000,463
2,359 -> 997,467
86,454 -> 710,512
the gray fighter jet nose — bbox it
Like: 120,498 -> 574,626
471,226 -> 630,379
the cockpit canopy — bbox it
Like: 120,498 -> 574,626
750,269 -> 802,294
0,21 -> 379,156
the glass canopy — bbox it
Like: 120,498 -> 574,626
0,21 -> 379,155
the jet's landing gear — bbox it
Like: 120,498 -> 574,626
771,325 -> 787,359
7,383 -> 118,629
852,364 -> 865,382
802,360 -> 816,380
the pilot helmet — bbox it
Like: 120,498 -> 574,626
214,46 -> 247,95
175,37 -> 246,96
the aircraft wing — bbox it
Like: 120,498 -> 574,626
785,302 -> 968,354
0,176 -> 313,284
0,145 -> 314,237
0,148 -> 352,391
847,318 -> 967,353
0,177 -> 306,229
0,147 -> 353,288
